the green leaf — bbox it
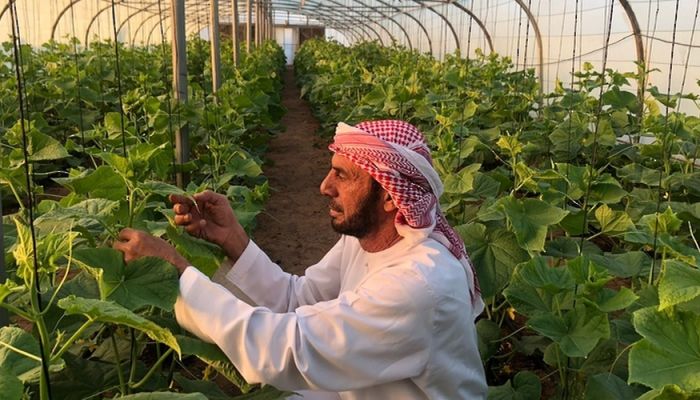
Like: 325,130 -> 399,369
589,251 -> 651,278
584,373 -> 646,400
456,224 -> 528,298
476,319 -> 501,362
173,374 -> 230,400
0,327 -> 40,377
588,287 -> 638,312
71,248 -> 179,311
501,197 -> 568,252
117,393 -> 208,399
504,258 -> 574,316
443,163 -> 481,194
487,371 -> 541,400
617,163 -> 661,186
0,368 -> 23,400
640,207 -> 683,235
53,166 -> 127,201
636,385 -> 700,400
140,180 -> 189,198
231,386 -> 291,399
167,226 -> 222,277
589,182 -> 628,204
594,204 -> 634,235
659,260 -> 700,311
58,295 -> 181,356
528,304 -> 610,358
6,121 -> 69,163
629,307 -> 700,390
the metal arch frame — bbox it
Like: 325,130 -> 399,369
339,0 -> 412,50
115,3 -> 162,44
407,0 -> 460,53
50,0 -> 84,41
132,10 -> 165,46
618,0 -> 645,67
447,0 -> 493,53
372,0 -> 433,53
513,0 -> 544,91
318,4 -> 391,45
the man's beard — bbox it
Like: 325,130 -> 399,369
330,181 -> 382,239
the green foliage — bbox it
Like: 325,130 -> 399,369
0,38 -> 287,398
295,39 -> 700,398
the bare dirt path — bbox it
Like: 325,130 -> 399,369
252,67 -> 339,275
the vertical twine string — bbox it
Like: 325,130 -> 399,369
649,0 -> 681,285
110,0 -> 128,157
9,1 -> 53,397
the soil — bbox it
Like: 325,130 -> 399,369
251,66 -> 339,276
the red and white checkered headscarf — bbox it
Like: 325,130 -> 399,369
330,120 -> 483,315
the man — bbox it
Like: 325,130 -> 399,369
114,120 -> 487,399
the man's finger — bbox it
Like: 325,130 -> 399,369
118,227 -> 136,241
170,194 -> 194,206
112,240 -> 127,252
174,214 -> 192,225
173,203 -> 191,215
194,190 -> 224,205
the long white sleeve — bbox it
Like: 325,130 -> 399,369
174,265 -> 433,392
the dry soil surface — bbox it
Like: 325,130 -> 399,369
251,67 -> 339,275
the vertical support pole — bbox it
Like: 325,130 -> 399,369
171,0 -> 189,187
0,195 -> 7,328
246,0 -> 251,52
210,0 -> 222,93
231,0 -> 240,65
254,0 -> 260,46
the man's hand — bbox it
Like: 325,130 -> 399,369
113,228 -> 190,275
170,191 -> 249,261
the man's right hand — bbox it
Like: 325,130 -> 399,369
170,191 -> 250,261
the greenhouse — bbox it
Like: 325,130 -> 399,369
1,0 -> 699,399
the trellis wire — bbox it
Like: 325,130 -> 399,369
69,2 -> 87,155
157,0 -> 177,181
523,0 -> 532,70
9,1 -> 54,397
515,1 -> 523,70
110,0 -> 128,157
563,0 -> 579,212
577,0 -> 615,250
649,0 -> 682,285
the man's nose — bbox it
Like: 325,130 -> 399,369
320,172 -> 334,197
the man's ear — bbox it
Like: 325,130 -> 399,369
382,191 -> 397,212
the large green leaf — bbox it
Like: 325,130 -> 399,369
504,259 -> 574,316
57,295 -> 181,356
629,307 -> 700,390
594,204 -> 634,235
0,327 -> 40,377
584,373 -> 646,400
167,226 -> 221,277
528,304 -> 610,358
659,260 -> 700,310
487,371 -> 541,400
53,166 -> 127,201
617,164 -> 661,186
0,368 -> 23,400
636,385 -> 700,400
501,197 -> 568,252
6,121 -> 69,163
443,163 -> 481,194
118,394 -> 208,399
70,248 -> 179,311
589,251 -> 651,278
456,223 -> 529,298
173,374 -> 230,400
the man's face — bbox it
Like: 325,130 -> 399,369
320,154 -> 383,238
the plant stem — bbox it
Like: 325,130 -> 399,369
51,319 -> 94,362
128,328 -> 138,393
0,339 -> 43,361
0,302 -> 33,321
111,333 -> 127,395
130,348 -> 173,389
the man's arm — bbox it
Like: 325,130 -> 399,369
211,238 -> 344,312
174,265 -> 434,392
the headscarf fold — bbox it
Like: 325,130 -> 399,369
330,120 -> 483,316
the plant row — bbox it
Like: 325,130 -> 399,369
0,38 -> 288,399
295,39 -> 700,399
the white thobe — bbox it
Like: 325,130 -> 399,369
174,235 -> 487,399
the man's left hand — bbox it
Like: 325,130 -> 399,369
113,228 -> 190,275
